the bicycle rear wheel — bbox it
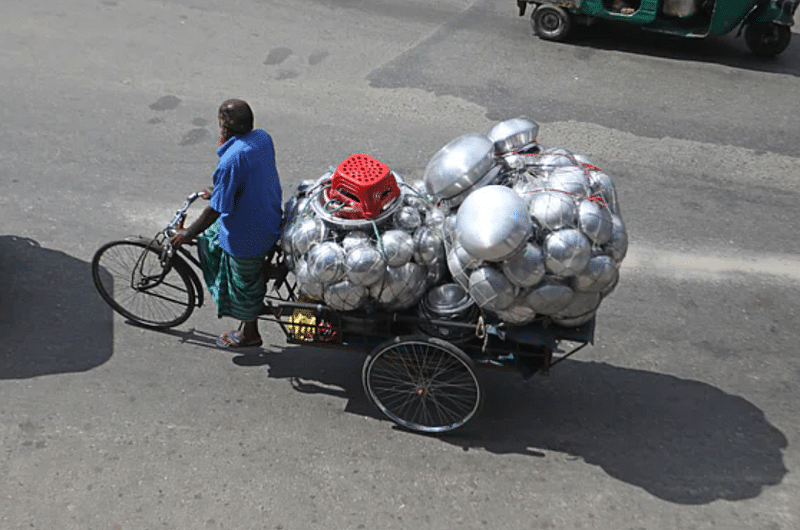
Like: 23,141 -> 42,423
92,239 -> 197,329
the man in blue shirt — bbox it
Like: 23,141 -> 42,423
171,99 -> 282,348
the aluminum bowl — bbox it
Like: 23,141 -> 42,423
552,310 -> 596,328
377,262 -> 426,309
487,117 -> 540,154
423,134 -> 495,200
446,242 -> 479,290
422,282 -> 475,316
534,147 -> 577,173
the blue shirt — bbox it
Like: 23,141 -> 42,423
209,129 -> 283,258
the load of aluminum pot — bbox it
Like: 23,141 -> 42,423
427,117 -> 628,328
282,171 -> 447,312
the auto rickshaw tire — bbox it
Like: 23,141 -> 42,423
744,22 -> 791,57
531,4 -> 572,41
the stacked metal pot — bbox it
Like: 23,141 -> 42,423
281,160 -> 448,313
281,116 -> 627,328
433,117 -> 627,327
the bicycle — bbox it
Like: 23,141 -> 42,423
91,192 -> 211,329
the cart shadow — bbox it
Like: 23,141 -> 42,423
454,360 -> 788,504
0,235 -> 114,378
246,346 -> 787,505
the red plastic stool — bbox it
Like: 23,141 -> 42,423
325,153 -> 401,219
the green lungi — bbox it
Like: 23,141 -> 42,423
196,220 -> 267,321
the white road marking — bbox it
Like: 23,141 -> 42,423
623,246 -> 800,282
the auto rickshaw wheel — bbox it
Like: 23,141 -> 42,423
532,4 -> 572,41
744,22 -> 791,57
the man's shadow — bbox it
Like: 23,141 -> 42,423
239,344 -> 787,505
0,236 -> 113,378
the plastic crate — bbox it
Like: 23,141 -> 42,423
324,153 -> 401,219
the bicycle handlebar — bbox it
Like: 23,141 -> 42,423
165,191 -> 205,234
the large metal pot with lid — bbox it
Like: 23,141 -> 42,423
486,116 -> 540,154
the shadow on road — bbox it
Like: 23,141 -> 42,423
247,345 -> 787,505
566,21 -> 800,76
0,236 -> 113,378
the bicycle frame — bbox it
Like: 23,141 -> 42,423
127,192 -> 208,308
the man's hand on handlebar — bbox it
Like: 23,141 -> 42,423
201,186 -> 213,200
170,204 -> 222,248
170,229 -> 193,248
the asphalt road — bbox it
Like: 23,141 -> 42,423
1,0 -> 799,529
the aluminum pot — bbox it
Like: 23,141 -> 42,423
543,228 -> 592,277
502,242 -> 546,288
578,198 -> 613,245
423,134 -> 495,200
456,185 -> 533,262
345,244 -> 386,287
574,255 -> 618,293
324,279 -> 368,312
487,117 -> 540,154
307,241 -> 346,284
379,229 -> 415,267
525,276 -> 574,315
495,302 -> 538,326
529,191 -> 577,233
468,266 -> 515,311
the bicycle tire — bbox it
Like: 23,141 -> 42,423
362,335 -> 482,434
92,239 -> 197,329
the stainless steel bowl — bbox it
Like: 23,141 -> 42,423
423,134 -> 495,200
487,117 -> 540,154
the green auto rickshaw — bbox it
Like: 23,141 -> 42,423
517,0 -> 797,56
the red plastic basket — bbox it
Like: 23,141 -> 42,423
324,153 -> 401,219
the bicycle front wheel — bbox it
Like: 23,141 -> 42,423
92,239 -> 197,329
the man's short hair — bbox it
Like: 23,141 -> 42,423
219,99 -> 254,136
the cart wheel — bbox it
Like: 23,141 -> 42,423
362,336 -> 482,434
532,4 -> 572,41
744,22 -> 791,57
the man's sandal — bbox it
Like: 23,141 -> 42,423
216,330 -> 263,349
